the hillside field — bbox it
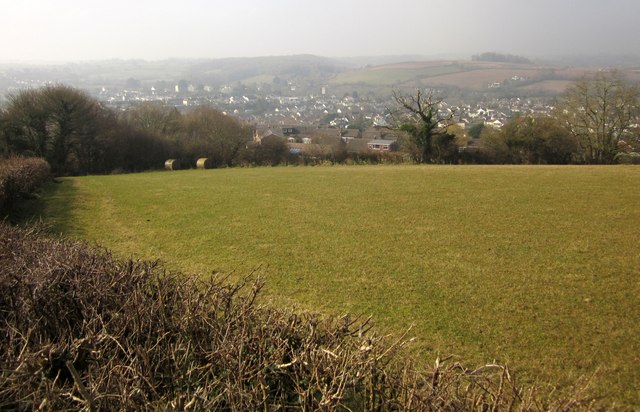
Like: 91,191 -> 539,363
328,60 -> 640,94
36,165 -> 640,406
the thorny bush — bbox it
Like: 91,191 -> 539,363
0,156 -> 50,213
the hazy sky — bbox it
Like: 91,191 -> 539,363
2,0 -> 639,62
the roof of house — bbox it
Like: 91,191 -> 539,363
362,126 -> 398,141
313,128 -> 341,139
368,139 -> 396,145
255,128 -> 284,140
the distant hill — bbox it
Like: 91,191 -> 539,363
2,54 -> 639,101
183,54 -> 343,85
472,52 -> 533,65
0,55 -> 344,91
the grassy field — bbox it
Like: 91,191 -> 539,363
36,165 -> 640,406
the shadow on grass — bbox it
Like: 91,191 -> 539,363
3,178 -> 79,236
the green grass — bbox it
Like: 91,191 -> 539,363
37,165 -> 640,406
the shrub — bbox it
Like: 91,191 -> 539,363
0,223 -> 593,410
0,156 -> 50,213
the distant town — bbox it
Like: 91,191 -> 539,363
94,80 -> 553,132
0,61 -> 557,138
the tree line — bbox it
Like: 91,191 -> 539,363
471,52 -> 533,65
0,85 -> 253,175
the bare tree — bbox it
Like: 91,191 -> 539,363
121,101 -> 181,140
557,71 -> 639,164
180,105 -> 252,167
390,89 -> 457,163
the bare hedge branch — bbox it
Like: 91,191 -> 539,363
0,156 -> 50,213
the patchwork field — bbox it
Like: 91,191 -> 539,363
37,165 -> 640,406
330,63 -> 464,86
328,61 -> 640,94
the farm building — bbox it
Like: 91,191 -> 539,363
367,139 -> 396,151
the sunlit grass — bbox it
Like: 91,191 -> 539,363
39,165 -> 640,406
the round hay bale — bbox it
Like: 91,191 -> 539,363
164,159 -> 180,171
196,158 -> 213,169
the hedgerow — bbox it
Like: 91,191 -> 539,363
0,156 -> 50,213
0,222 -> 594,410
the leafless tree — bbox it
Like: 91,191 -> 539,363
557,71 -> 639,164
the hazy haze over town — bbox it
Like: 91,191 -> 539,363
2,0 -> 639,63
